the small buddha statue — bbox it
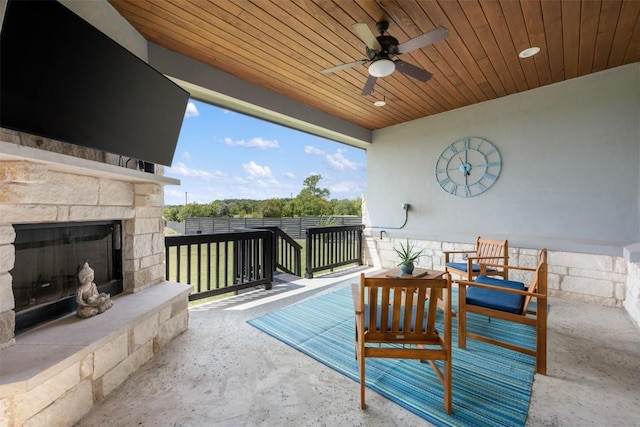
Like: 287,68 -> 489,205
76,261 -> 113,318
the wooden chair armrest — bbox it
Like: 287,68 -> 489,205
479,262 -> 535,271
468,255 -> 509,261
351,283 -> 363,313
443,250 -> 477,262
455,280 -> 546,298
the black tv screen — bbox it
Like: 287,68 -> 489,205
0,0 -> 189,166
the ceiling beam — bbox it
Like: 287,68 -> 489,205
148,43 -> 372,150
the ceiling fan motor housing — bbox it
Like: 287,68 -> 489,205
377,35 -> 400,56
366,35 -> 400,60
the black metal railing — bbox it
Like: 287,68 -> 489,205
165,224 -> 364,300
305,225 -> 364,278
253,226 -> 302,276
165,229 -> 273,302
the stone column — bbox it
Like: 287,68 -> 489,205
0,226 -> 16,348
123,183 -> 167,292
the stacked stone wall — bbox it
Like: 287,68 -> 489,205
0,284 -> 189,426
624,261 -> 640,325
364,236 -> 633,314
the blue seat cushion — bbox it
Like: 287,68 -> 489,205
363,304 -> 430,333
466,275 -> 526,314
446,262 -> 496,273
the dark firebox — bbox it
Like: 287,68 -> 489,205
11,221 -> 123,334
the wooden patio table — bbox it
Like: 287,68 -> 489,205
367,267 -> 446,280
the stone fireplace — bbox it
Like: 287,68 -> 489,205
12,220 -> 123,334
0,129 -> 191,425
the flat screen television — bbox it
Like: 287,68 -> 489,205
0,0 -> 189,166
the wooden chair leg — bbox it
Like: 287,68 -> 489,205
444,356 -> 452,414
536,299 -> 548,375
358,348 -> 366,409
458,285 -> 467,349
444,287 -> 453,414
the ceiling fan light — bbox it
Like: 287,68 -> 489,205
369,58 -> 395,77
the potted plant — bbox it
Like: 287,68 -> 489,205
393,239 -> 424,275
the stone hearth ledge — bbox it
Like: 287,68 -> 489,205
0,281 -> 191,426
0,139 -> 179,185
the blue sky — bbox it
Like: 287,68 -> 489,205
163,99 -> 367,205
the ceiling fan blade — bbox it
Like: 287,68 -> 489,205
320,60 -> 368,74
397,26 -> 448,54
352,23 -> 381,51
361,75 -> 377,96
395,60 -> 433,82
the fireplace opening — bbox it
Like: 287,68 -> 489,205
11,221 -> 123,334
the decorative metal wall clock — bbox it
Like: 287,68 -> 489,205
435,137 -> 501,197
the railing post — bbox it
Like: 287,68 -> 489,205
305,228 -> 313,278
264,231 -> 274,289
357,226 -> 363,265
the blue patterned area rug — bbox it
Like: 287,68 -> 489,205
247,284 -> 536,427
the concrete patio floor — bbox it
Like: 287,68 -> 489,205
76,268 -> 640,427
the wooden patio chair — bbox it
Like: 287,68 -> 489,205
351,272 -> 453,413
455,248 -> 548,374
443,237 -> 509,281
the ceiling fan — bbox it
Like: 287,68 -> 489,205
321,21 -> 448,96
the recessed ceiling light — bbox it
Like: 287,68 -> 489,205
519,47 -> 541,58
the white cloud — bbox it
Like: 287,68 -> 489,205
167,162 -> 225,181
330,180 -> 363,194
253,179 -> 280,188
181,151 -> 191,160
164,188 -> 186,201
306,146 -> 360,171
305,145 -> 324,155
283,172 -> 296,179
326,149 -> 359,171
243,160 -> 273,178
225,136 -> 279,149
184,102 -> 199,118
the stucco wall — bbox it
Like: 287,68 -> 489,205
366,63 -> 640,257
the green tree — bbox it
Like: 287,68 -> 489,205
217,202 -> 230,217
181,203 -> 207,220
227,199 -> 258,217
300,174 -> 330,199
163,205 -> 181,222
330,198 -> 362,215
283,175 -> 333,217
285,193 -> 332,217
257,198 -> 286,217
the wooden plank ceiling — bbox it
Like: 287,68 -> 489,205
108,0 -> 640,131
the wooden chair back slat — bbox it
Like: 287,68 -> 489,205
478,238 -> 507,264
444,236 -> 509,281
